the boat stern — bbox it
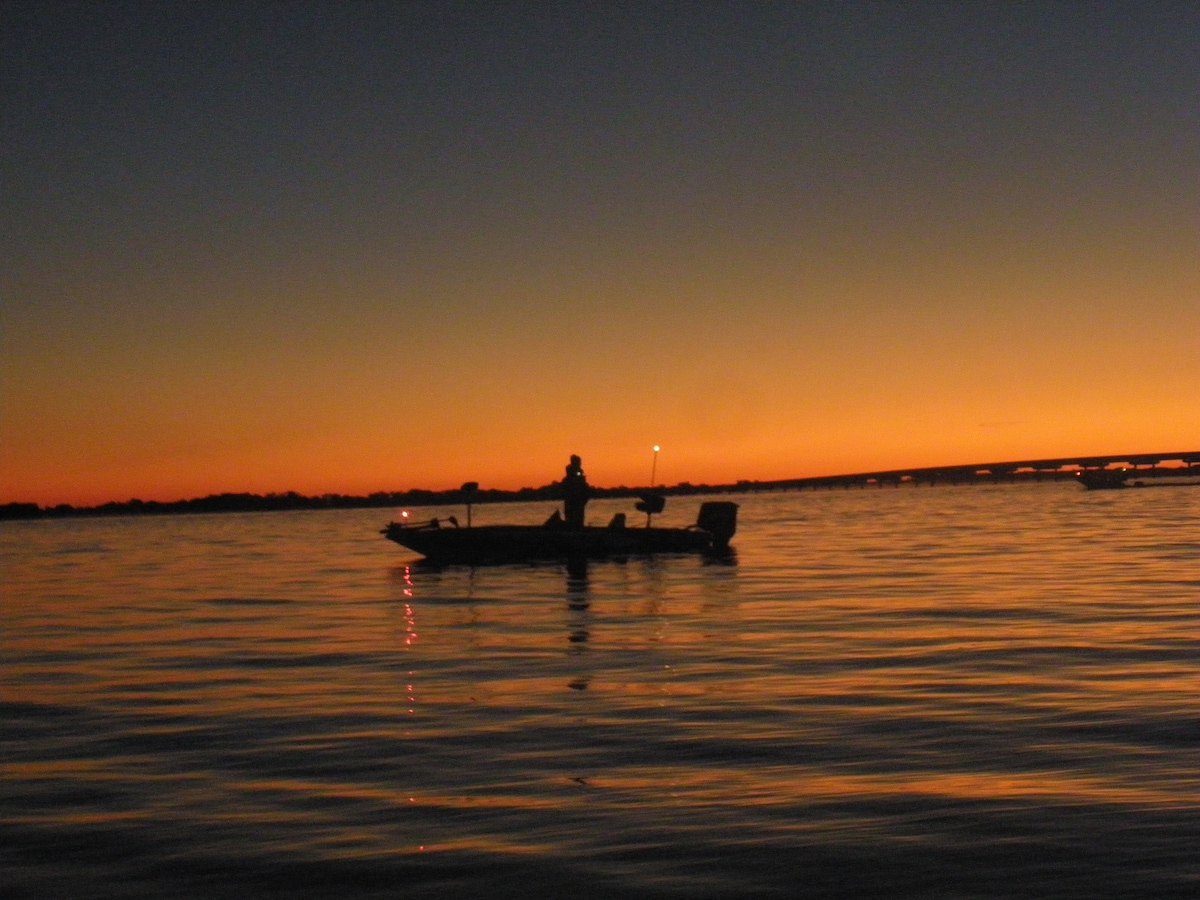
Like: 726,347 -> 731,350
696,501 -> 738,548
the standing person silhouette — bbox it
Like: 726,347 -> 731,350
561,454 -> 590,528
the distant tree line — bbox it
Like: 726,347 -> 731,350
8,459 -> 1188,521
0,482 -> 734,521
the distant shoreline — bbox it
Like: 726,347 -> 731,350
5,454 -> 1197,521
3,482 -> 717,521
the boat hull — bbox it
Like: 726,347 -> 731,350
1075,470 -> 1128,490
382,522 -> 715,564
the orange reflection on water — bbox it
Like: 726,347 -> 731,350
584,765 -> 1195,809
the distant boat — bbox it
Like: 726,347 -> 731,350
382,499 -> 738,565
1075,469 -> 1129,490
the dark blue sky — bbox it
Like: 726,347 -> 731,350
7,2 -> 1194,261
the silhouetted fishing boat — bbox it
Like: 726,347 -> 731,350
381,499 -> 738,564
1075,469 -> 1129,490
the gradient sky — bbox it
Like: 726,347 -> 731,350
3,1 -> 1197,505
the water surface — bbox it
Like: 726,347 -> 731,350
3,484 -> 1198,897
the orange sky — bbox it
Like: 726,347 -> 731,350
2,4 -> 1197,506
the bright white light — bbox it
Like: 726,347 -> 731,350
653,445 -> 660,452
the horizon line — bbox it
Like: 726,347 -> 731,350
6,449 -> 1198,513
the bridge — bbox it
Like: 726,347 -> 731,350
734,451 -> 1200,491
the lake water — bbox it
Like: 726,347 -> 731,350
3,483 -> 1198,898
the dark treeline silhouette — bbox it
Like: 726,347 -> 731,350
0,482 -> 736,521
4,451 -> 1196,521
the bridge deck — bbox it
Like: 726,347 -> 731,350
738,451 -> 1200,491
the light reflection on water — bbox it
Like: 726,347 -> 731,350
3,483 -> 1198,898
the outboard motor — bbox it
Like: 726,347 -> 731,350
696,501 -> 738,548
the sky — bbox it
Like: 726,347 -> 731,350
2,1 -> 1197,506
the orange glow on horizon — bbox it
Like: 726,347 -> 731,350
5,250 -> 1195,507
